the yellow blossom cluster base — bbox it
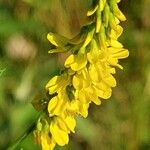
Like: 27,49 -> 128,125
33,0 -> 129,149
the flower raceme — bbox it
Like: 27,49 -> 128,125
33,0 -> 129,149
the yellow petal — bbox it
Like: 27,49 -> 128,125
111,49 -> 129,59
104,75 -> 117,87
47,32 -> 69,47
99,24 -> 107,49
65,55 -> 75,68
109,12 -> 118,31
100,0 -> 106,11
65,54 -> 87,71
103,3 -> 110,27
48,47 -> 67,54
92,97 -> 101,105
87,5 -> 98,16
46,76 -> 60,90
46,75 -> 69,94
103,88 -> 112,99
115,8 -> 126,21
116,25 -> 123,37
50,121 -> 69,146
41,134 -> 56,150
79,103 -> 89,118
71,54 -> 87,71
96,88 -> 112,99
72,75 -> 82,90
47,33 -> 59,47
115,17 -> 120,25
94,82 -> 112,99
89,64 -> 100,82
96,7 -> 102,33
110,25 -> 123,39
56,117 -> 69,133
67,100 -> 79,114
108,66 -> 116,74
64,116 -> 76,133
78,90 -> 87,103
46,76 -> 62,94
87,39 -> 100,63
73,69 -> 90,90
48,95 -> 67,116
85,87 -> 101,105
108,57 -> 118,64
110,40 -> 123,48
48,96 -> 58,116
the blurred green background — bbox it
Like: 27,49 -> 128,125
0,0 -> 150,150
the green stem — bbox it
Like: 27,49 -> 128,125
7,123 -> 36,150
7,113 -> 41,150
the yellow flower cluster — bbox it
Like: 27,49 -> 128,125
33,0 -> 129,149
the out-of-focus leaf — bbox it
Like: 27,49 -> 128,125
0,68 -> 5,76
76,117 -> 96,143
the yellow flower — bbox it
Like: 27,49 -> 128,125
66,100 -> 79,115
77,87 -> 101,105
65,54 -> 87,71
78,102 -> 89,118
46,74 -> 69,95
71,67 -> 101,105
50,115 -> 76,146
34,118 -> 56,150
72,68 -> 90,90
93,81 -> 112,99
89,62 -> 116,86
48,93 -> 68,117
34,130 -> 56,150
50,119 -> 69,146
34,0 -> 129,149
107,47 -> 129,69
87,39 -> 101,64
110,25 -> 123,40
41,134 -> 56,150
65,99 -> 90,118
